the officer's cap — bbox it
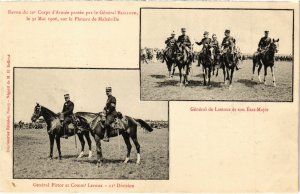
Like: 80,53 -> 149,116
171,31 -> 175,35
204,31 -> 209,35
64,94 -> 70,98
264,30 -> 269,33
212,33 -> 216,37
106,87 -> 112,92
181,28 -> 186,32
225,29 -> 230,34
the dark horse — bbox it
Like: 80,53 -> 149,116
163,45 -> 176,79
252,39 -> 279,86
31,103 -> 92,159
198,47 -> 215,86
49,111 -> 154,167
220,48 -> 241,88
174,43 -> 193,87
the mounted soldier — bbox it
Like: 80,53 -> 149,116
254,30 -> 272,66
177,28 -> 192,53
60,94 -> 74,139
211,34 -> 220,54
196,31 -> 212,64
221,29 -> 240,70
162,31 -> 177,63
103,87 -> 117,142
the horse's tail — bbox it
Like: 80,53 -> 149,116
135,118 -> 153,132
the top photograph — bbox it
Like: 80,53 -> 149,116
140,8 -> 294,102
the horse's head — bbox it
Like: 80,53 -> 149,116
31,103 -> 42,122
270,38 -> 279,53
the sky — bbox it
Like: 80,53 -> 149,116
14,69 -> 168,122
141,9 -> 293,55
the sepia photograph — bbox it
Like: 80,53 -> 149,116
13,68 -> 169,179
140,8 -> 294,101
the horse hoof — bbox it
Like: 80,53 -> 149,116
78,152 -> 84,158
59,157 -> 62,160
273,83 -> 277,87
124,157 -> 130,164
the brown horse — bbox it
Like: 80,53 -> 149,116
49,111 -> 154,167
163,46 -> 176,78
252,39 -> 279,86
31,104 -> 93,160
174,43 -> 192,87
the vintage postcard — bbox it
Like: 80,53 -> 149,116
0,1 -> 299,193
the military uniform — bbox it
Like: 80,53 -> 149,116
62,99 -> 74,124
177,34 -> 191,49
196,37 -> 212,52
103,87 -> 117,141
61,94 -> 74,138
211,39 -> 220,51
104,94 -> 117,127
221,36 -> 235,54
165,36 -> 177,47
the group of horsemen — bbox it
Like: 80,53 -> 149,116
163,28 -> 273,69
60,87 -> 117,142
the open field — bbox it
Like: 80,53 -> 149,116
13,127 -> 169,179
141,60 -> 293,101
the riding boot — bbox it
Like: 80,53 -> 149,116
62,124 -> 68,139
103,127 -> 110,142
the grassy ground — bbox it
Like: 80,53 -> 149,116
141,60 -> 293,101
13,127 -> 169,179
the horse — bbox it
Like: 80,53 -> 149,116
174,43 -> 192,87
31,103 -> 93,160
213,50 -> 226,83
199,47 -> 214,86
220,47 -> 240,88
53,112 -> 154,167
163,44 -> 176,78
252,39 -> 279,86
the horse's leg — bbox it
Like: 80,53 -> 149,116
179,67 -> 183,87
263,65 -> 268,85
230,68 -> 234,86
95,134 -> 103,167
166,61 -> 171,78
271,66 -> 276,87
208,67 -> 211,86
258,64 -> 263,83
77,133 -> 85,158
84,132 -> 93,158
203,67 -> 207,86
55,136 -> 62,160
183,65 -> 187,86
222,66 -> 226,84
172,63 -> 176,77
131,137 -> 141,164
122,133 -> 132,163
49,134 -> 55,159
252,59 -> 256,80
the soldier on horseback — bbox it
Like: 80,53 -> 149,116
196,31 -> 212,64
221,29 -> 240,70
103,87 -> 117,142
211,34 -> 220,53
177,28 -> 192,53
60,94 -> 74,139
162,31 -> 177,62
254,30 -> 272,66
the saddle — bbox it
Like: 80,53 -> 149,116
109,112 -> 128,136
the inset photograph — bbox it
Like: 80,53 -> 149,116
13,68 -> 169,179
140,8 -> 293,101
